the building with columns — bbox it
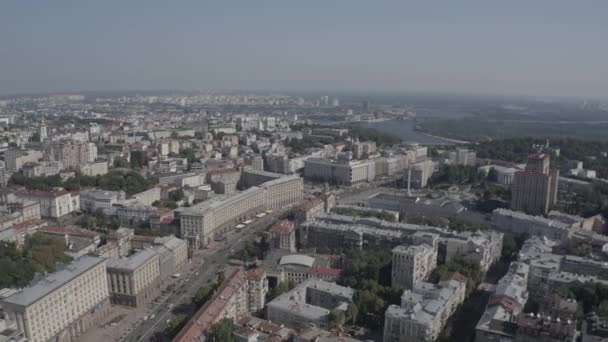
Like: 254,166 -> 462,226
106,248 -> 160,307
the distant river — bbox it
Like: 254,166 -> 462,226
312,118 -> 458,145
364,119 -> 456,145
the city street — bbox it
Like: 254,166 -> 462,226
118,208 -> 288,342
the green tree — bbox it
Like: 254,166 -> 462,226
345,303 -> 359,325
268,281 -> 291,301
165,314 -> 188,339
328,309 -> 345,330
194,286 -> 214,306
207,318 -> 234,342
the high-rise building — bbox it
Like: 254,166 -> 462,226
511,154 -> 559,215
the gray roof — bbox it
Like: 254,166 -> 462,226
280,255 -> 315,268
2,256 -> 105,308
107,248 -> 158,272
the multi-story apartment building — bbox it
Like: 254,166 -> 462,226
244,155 -> 264,171
392,244 -> 437,290
180,175 -> 303,249
384,275 -> 466,342
269,220 -> 297,252
491,208 -> 590,242
48,141 -> 97,170
304,213 -> 503,273
80,189 -> 126,216
245,268 -> 269,313
475,262 -> 530,342
15,190 -> 79,218
511,154 -> 559,215
0,256 -> 110,342
7,199 -> 41,222
262,175 -> 303,210
106,248 -> 161,307
266,279 -> 354,330
172,268 -> 267,342
4,149 -> 43,172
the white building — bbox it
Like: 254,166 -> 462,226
15,190 -> 79,218
384,276 -> 466,342
79,189 -> 126,216
78,160 -> 108,176
0,256 -> 110,342
392,244 -> 437,290
304,158 -> 376,185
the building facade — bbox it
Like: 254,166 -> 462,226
392,244 -> 437,290
511,154 -> 559,215
15,190 -> 79,218
0,256 -> 110,342
106,248 -> 161,307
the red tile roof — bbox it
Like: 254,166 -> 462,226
300,197 -> 323,211
172,269 -> 248,342
12,219 -> 47,232
245,268 -> 267,281
270,220 -> 295,234
40,226 -> 100,238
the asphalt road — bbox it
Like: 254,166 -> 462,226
122,210 -> 287,342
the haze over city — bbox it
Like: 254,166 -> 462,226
3,2 -> 608,342
1,0 -> 607,99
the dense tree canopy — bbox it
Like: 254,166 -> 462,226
207,319 -> 235,342
0,233 -> 71,288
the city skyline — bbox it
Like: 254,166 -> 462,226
1,1 -> 607,99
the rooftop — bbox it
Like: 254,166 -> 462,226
2,256 -> 105,307
106,248 -> 158,272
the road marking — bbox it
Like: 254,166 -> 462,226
124,263 -> 219,342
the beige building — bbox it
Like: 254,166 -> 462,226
384,275 -> 467,342
266,279 -> 354,330
511,154 -> 559,215
392,244 -> 437,290
0,256 -> 110,342
180,175 -> 302,248
106,248 -> 160,307
262,175 -> 303,210
15,190 -> 79,218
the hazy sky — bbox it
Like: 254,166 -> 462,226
1,1 -> 607,98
